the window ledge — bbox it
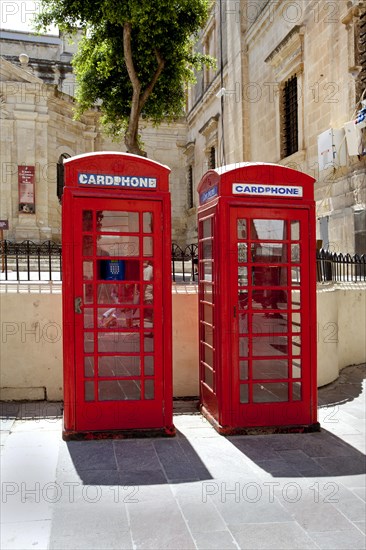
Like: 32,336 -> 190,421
278,149 -> 306,168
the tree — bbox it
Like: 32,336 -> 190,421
35,0 -> 214,156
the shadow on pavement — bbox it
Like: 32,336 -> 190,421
65,430 -> 213,486
318,364 -> 366,406
227,428 -> 366,478
227,364 -> 366,478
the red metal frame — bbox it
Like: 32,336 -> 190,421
197,163 -> 319,434
62,152 -> 174,439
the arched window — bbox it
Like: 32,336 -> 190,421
57,153 -> 71,203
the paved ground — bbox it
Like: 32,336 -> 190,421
1,364 -> 365,550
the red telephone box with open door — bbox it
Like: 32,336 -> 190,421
62,152 -> 174,439
197,163 -> 319,434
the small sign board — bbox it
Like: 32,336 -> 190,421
0,220 -> 9,230
18,165 -> 35,213
200,185 -> 218,205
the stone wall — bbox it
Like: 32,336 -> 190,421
1,282 -> 364,401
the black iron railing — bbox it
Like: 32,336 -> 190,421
0,240 -> 62,281
171,243 -> 198,283
1,240 -> 365,284
316,249 -> 366,283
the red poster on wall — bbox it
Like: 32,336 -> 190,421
18,165 -> 35,213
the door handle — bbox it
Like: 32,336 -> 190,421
74,297 -> 82,314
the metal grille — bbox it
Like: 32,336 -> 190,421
316,249 -> 366,282
0,240 -> 62,281
282,76 -> 298,158
187,165 -> 194,209
208,146 -> 216,169
171,243 -> 198,283
1,240 -> 365,284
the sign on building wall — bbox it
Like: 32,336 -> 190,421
18,166 -> 35,213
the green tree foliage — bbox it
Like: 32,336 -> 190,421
35,0 -> 215,155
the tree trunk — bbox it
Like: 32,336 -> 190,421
124,131 -> 145,156
123,22 -> 165,157
123,23 -> 145,156
124,91 -> 145,155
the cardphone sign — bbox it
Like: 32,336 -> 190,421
78,173 -> 157,189
232,183 -> 303,197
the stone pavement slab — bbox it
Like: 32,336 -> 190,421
0,364 -> 365,550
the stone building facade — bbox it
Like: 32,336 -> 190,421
0,30 -> 187,243
1,1 -> 366,252
185,0 -> 366,252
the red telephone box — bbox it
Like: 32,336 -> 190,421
62,152 -> 174,439
197,163 -> 319,434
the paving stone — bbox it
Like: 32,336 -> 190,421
352,487 -> 366,501
227,436 -> 281,461
10,418 -> 62,432
177,497 -> 227,533
128,499 -> 195,549
279,497 -> 356,533
256,433 -> 308,452
299,433 -> 352,458
50,497 -> 130,528
229,521 -> 318,549
0,364 -> 365,549
153,439 -> 202,482
314,455 -> 366,476
49,493 -> 131,549
276,449 -> 330,476
269,478 -> 322,505
114,439 -> 163,473
72,469 -> 123,486
2,429 -> 60,448
253,458 -> 301,477
128,483 -> 174,503
0,519 -> 51,550
118,468 -> 168,486
212,495 -> 293,525
49,531 -> 133,550
193,530 -> 239,549
170,480 -> 211,501
66,440 -> 117,471
189,439 -> 260,479
322,420 -> 363,436
1,436 -> 60,523
354,521 -> 366,534
0,418 -> 17,432
332,474 -> 366,491
308,527 -> 366,549
339,434 -> 366,453
332,495 -> 366,522
173,437 -> 215,480
0,431 -> 10,446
